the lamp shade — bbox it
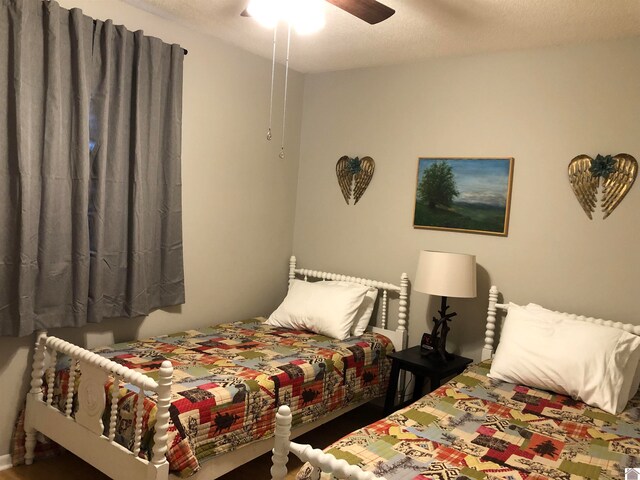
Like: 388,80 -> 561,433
414,250 -> 477,298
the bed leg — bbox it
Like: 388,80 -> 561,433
271,405 -> 292,480
25,330 -> 47,465
24,429 -> 36,466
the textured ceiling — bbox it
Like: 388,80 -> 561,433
123,0 -> 640,73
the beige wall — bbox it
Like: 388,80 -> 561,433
0,0 -> 303,457
293,37 -> 640,360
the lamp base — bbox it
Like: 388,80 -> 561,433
428,296 -> 457,363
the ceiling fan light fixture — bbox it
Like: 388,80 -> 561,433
246,0 -> 282,28
246,0 -> 325,34
290,0 -> 325,35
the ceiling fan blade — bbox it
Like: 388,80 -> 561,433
241,1 -> 395,25
325,0 -> 395,24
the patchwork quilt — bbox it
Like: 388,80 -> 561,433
298,362 -> 640,480
26,318 -> 393,477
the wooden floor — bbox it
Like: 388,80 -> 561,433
0,403 -> 384,480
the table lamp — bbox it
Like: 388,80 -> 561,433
414,250 -> 477,362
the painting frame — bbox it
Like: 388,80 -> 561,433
413,157 -> 514,236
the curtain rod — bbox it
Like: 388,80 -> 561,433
91,19 -> 188,56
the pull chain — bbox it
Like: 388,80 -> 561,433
279,21 -> 291,159
267,26 -> 277,141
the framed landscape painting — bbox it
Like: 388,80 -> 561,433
413,157 -> 514,236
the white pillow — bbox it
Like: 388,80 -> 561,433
489,302 -> 640,414
267,280 -> 370,340
325,281 -> 378,336
525,302 -> 640,400
352,287 -> 378,336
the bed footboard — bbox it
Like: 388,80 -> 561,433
24,330 -> 173,480
270,406 -> 385,480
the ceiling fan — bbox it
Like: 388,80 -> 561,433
242,0 -> 395,25
246,0 -> 395,159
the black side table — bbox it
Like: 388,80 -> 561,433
384,346 -> 472,414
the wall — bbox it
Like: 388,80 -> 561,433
0,0 -> 304,458
293,37 -> 640,360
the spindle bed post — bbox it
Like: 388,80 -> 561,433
482,286 -> 500,360
394,273 -> 410,403
109,376 -> 120,441
289,256 -> 297,288
133,387 -> 145,456
380,290 -> 388,329
270,405 -> 292,480
45,349 -> 57,406
66,358 -> 78,418
152,361 -> 173,471
398,273 -> 409,347
24,330 -> 47,465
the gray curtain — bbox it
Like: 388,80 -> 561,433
0,0 -> 185,336
88,20 -> 185,322
0,0 -> 93,336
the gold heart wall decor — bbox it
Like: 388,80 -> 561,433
336,156 -> 375,205
568,153 -> 637,219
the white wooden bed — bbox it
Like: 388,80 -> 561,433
269,284 -> 640,480
23,256 -> 409,480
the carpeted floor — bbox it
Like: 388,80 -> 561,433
0,403 -> 383,480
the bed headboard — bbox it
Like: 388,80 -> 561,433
289,256 -> 409,351
482,285 -> 640,360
